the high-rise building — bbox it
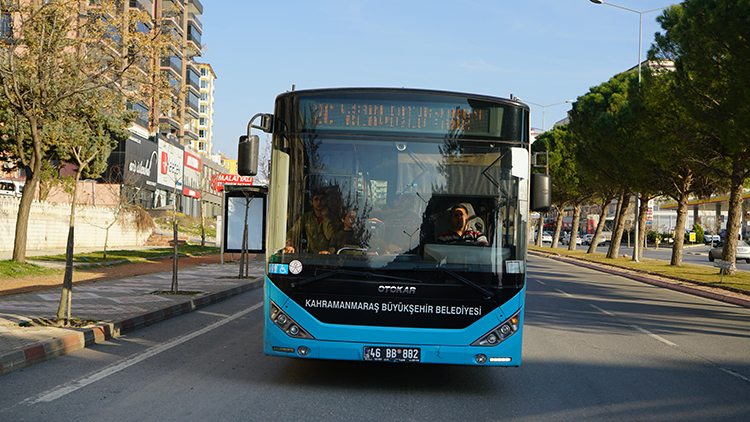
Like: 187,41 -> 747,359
1,1 -> 226,216
151,0 -> 203,147
193,62 -> 216,157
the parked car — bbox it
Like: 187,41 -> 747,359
582,234 -> 606,246
531,231 -> 551,243
531,231 -> 556,243
704,234 -> 721,245
708,241 -> 750,263
562,233 -> 582,245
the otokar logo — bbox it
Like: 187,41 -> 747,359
378,285 -> 416,294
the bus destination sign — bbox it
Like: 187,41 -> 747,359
297,97 -> 506,138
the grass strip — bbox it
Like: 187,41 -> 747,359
530,245 -> 750,293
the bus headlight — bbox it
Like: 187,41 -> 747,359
269,300 -> 315,340
471,311 -> 520,347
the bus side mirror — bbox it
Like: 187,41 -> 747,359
530,173 -> 551,212
238,134 -> 259,176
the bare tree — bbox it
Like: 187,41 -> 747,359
54,92 -> 132,325
0,0 -> 172,263
83,165 -> 155,259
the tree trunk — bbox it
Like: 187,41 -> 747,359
245,225 -> 250,276
536,214 -> 544,246
56,170 -> 81,326
569,203 -> 581,251
103,227 -> 110,260
637,194 -> 650,261
12,161 -> 43,263
606,190 -> 625,257
607,190 -> 631,259
551,207 -> 564,249
239,224 -> 248,279
200,197 -> 206,248
670,192 -> 689,266
171,221 -> 179,292
587,197 -> 610,254
721,161 -> 746,275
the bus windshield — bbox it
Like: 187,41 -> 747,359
267,134 -> 529,287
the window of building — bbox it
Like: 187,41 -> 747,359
200,92 -> 207,101
199,117 -> 207,126
200,104 -> 207,113
1,13 -> 12,39
200,80 -> 207,89
199,129 -> 206,139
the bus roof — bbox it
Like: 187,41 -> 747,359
275,87 -> 529,111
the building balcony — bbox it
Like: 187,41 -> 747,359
187,38 -> 201,55
160,56 -> 181,75
186,106 -> 199,120
159,114 -> 180,132
184,125 -> 199,142
188,0 -> 203,16
161,16 -> 184,38
129,0 -> 153,13
186,70 -> 200,94
162,0 -> 185,16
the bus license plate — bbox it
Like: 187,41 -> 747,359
363,346 -> 420,363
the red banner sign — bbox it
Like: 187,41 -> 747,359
183,187 -> 200,199
213,173 -> 255,192
216,174 -> 254,185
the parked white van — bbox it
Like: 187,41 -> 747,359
0,180 -> 23,198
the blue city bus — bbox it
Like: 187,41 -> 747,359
240,88 -> 550,366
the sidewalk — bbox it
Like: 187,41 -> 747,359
0,256 -> 265,377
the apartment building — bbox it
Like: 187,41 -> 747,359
2,1 -> 228,218
109,0 -> 228,216
193,62 -> 217,157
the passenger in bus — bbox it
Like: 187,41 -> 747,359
284,190 -> 338,254
330,209 -> 365,253
437,204 -> 489,246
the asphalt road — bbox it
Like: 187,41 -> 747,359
1,256 -> 749,422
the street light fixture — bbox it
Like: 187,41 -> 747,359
589,0 -> 670,262
589,0 -> 671,83
515,98 -> 574,132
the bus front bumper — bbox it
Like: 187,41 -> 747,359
263,324 -> 522,367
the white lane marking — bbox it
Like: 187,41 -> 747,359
554,288 -> 573,297
197,310 -> 231,318
719,367 -> 750,384
590,304 -> 677,347
590,304 -> 616,318
26,302 -> 263,404
534,279 -> 547,285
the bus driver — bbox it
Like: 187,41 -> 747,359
437,204 -> 489,246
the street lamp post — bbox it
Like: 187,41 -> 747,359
589,0 -> 670,262
515,98 -> 574,132
589,0 -> 671,83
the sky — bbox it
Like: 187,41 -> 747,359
200,0 -> 674,159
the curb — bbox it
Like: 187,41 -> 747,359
530,251 -> 750,308
0,279 -> 263,377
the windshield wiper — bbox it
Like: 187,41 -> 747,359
292,268 -> 421,288
413,266 -> 495,299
